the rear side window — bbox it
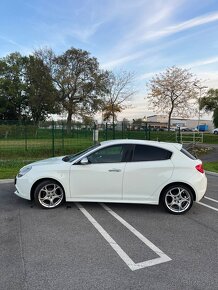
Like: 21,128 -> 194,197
132,145 -> 172,162
180,148 -> 196,160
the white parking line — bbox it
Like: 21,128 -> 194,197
75,202 -> 171,271
197,202 -> 218,212
204,196 -> 218,203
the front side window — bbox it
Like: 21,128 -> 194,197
88,145 -> 126,164
132,145 -> 172,162
63,144 -> 100,162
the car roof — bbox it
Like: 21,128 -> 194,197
100,139 -> 182,151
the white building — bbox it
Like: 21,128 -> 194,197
147,115 -> 214,131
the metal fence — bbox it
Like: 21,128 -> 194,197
0,120 -> 217,161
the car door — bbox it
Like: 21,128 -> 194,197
123,144 -> 174,203
69,144 -> 129,201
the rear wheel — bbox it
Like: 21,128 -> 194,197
34,180 -> 64,209
161,185 -> 193,214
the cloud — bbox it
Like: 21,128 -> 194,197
104,9 -> 218,70
137,11 -> 218,43
138,56 -> 218,82
0,35 -> 33,56
184,56 -> 218,68
195,72 -> 218,89
182,57 -> 218,88
101,51 -> 145,69
68,21 -> 104,43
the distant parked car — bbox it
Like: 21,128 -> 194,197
15,139 -> 207,215
177,127 -> 192,132
213,128 -> 218,134
191,128 -> 199,132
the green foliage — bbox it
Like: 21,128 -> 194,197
0,53 -> 59,122
25,55 -> 59,123
50,47 -> 109,126
201,89 -> 218,127
0,52 -> 27,120
0,48 -> 110,124
213,108 -> 218,128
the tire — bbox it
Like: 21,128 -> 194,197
161,185 -> 193,215
34,180 -> 64,209
214,131 -> 218,135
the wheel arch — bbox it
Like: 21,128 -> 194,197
30,178 -> 66,201
159,182 -> 196,204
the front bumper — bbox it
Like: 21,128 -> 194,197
14,176 -> 31,200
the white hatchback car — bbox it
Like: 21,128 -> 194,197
15,139 -> 207,214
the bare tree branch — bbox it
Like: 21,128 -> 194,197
147,66 -> 199,130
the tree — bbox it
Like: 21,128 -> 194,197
133,118 -> 144,127
0,52 -> 27,120
25,55 -> 59,124
102,71 -> 135,126
147,66 -> 199,131
200,89 -> 218,127
51,48 -> 109,129
81,115 -> 95,126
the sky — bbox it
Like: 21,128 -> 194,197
1,0 -> 218,121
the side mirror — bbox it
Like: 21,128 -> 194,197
80,157 -> 89,165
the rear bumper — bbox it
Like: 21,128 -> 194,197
194,174 -> 207,202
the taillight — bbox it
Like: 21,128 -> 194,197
195,164 -> 204,173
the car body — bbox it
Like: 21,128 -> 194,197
213,128 -> 218,134
15,139 -> 207,214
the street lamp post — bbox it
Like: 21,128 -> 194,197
194,83 -> 208,131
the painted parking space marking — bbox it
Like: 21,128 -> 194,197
204,196 -> 218,203
197,195 -> 218,212
75,202 -> 171,271
197,202 -> 218,212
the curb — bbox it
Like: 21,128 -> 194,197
205,171 -> 218,177
0,179 -> 14,184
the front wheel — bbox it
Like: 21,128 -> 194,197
34,180 -> 64,209
161,185 -> 193,215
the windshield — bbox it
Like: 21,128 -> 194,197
62,144 -> 101,162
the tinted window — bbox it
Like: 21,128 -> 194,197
180,148 -> 196,160
132,145 -> 172,161
88,145 -> 126,163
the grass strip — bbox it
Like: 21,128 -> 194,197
204,161 -> 218,173
0,160 -> 38,179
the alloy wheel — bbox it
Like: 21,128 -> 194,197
164,186 -> 192,213
38,183 -> 64,208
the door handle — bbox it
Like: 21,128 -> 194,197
108,169 -> 121,172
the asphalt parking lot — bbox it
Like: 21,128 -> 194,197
0,175 -> 217,290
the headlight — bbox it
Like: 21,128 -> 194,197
18,166 -> 32,177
